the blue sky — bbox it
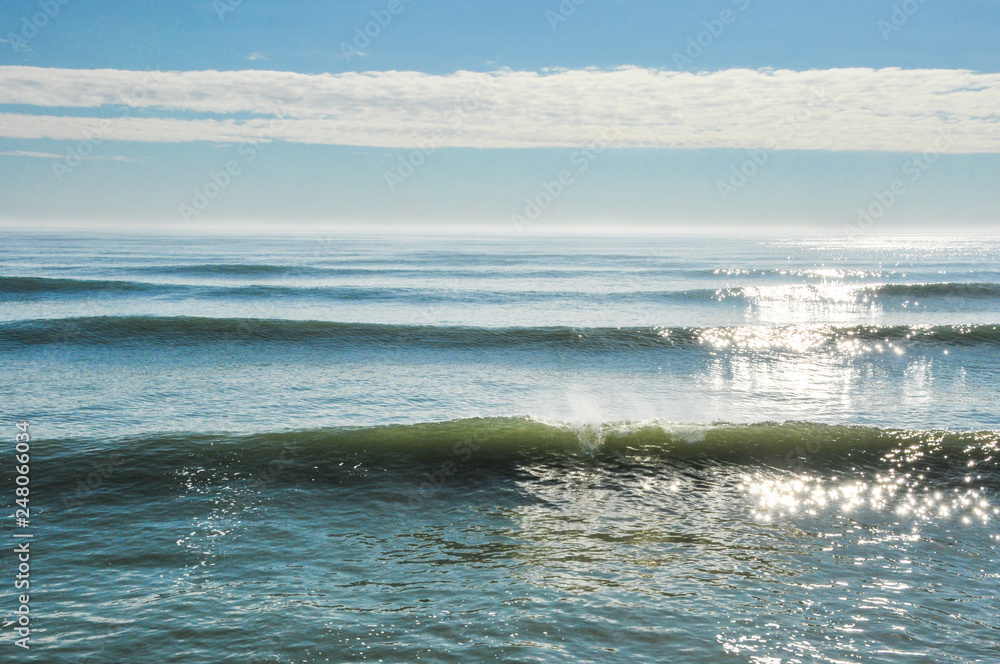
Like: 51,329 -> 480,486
1,0 -> 998,233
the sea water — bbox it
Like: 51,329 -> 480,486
1,232 -> 998,662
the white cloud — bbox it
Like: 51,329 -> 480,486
1,39 -> 31,52
247,52 -> 267,61
0,149 -> 135,161
0,66 -> 998,152
0,149 -> 67,158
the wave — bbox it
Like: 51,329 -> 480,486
0,275 -> 719,304
135,263 -> 337,277
718,282 -> 1000,303
27,419 -> 1000,499
215,417 -> 999,460
0,277 -> 575,304
2,316 -> 999,352
4,275 -> 999,306
0,276 -> 434,302
0,276 -> 162,296
873,282 -> 1000,298
135,264 -> 710,280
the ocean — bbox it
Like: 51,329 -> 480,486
2,232 -> 998,663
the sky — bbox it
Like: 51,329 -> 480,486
0,0 -> 998,234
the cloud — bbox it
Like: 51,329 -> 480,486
0,66 -> 998,152
0,149 -> 136,161
247,52 -> 267,61
0,150 -> 67,158
1,38 -> 31,52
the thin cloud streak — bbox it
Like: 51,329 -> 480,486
0,66 -> 998,151
0,149 -> 135,161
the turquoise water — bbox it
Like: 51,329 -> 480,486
2,233 -> 998,662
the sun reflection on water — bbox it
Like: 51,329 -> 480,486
743,472 -> 998,526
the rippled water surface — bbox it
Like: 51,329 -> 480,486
2,233 -> 998,662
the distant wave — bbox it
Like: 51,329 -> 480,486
0,275 -> 712,303
134,264 -> 677,280
0,276 -> 162,296
136,263 -> 345,277
0,276 -> 534,303
4,274 -> 999,305
2,316 -> 998,352
718,282 -> 1000,303
873,283 -> 1000,298
0,276 -> 419,301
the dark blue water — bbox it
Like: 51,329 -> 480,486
2,232 -> 998,662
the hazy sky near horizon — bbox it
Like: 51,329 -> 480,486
0,0 -> 998,234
